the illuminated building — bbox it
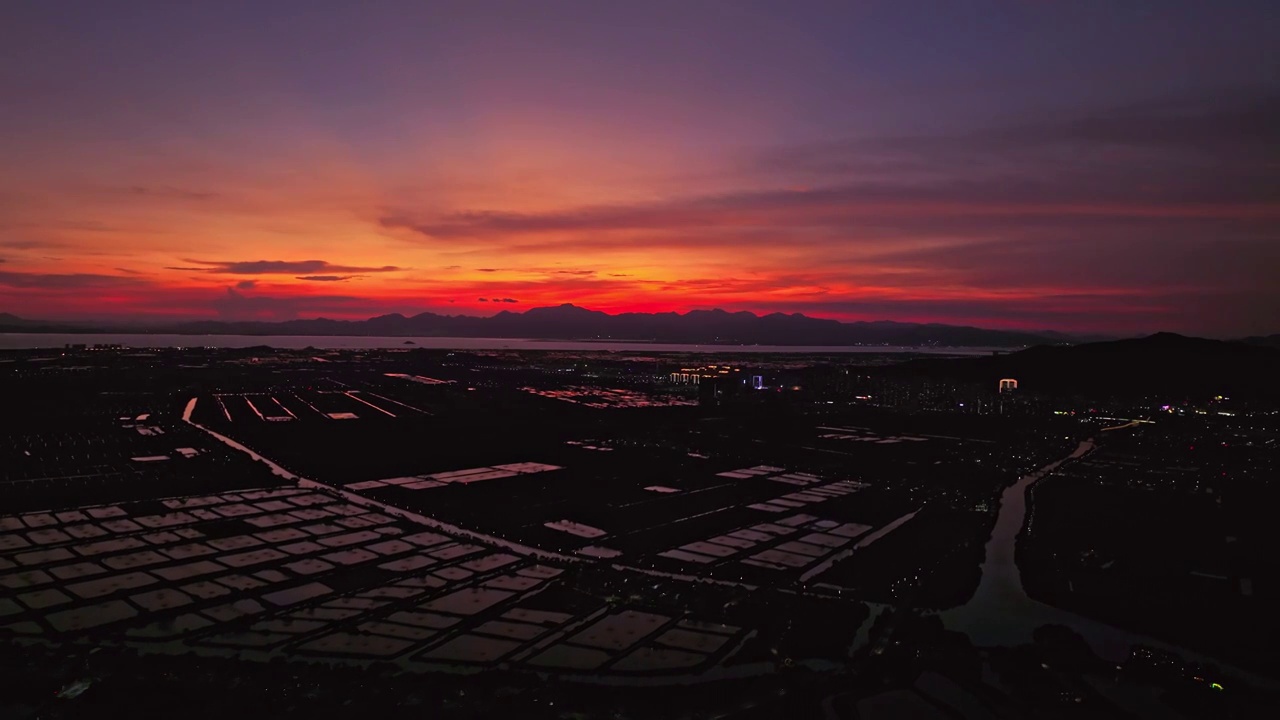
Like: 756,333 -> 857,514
669,365 -> 742,385
998,378 -> 1018,393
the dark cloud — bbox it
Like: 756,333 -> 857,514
552,269 -> 595,276
295,275 -> 354,282
862,230 -> 1280,292
0,239 -> 55,250
128,186 -> 219,201
235,279 -> 257,289
752,88 -> 1280,206
475,268 -> 501,272
497,298 -> 518,303
383,208 -> 659,239
391,184 -> 1027,243
999,91 -> 1280,153
477,297 -> 488,302
177,259 -> 402,275
210,287 -> 388,321
0,270 -> 146,289
375,89 -> 1279,339
387,169 -> 1274,242
410,89 -> 1280,245
759,88 -> 1280,175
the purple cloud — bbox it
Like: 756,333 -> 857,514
178,259 -> 402,275
128,186 -> 219,201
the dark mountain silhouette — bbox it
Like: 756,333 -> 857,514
0,313 -> 88,333
1240,333 -> 1280,349
149,304 -> 1064,347
0,313 -> 25,325
892,332 -> 1280,399
0,306 -> 1272,350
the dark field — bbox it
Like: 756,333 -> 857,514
3,344 -> 1275,718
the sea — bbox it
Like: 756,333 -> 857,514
0,333 -> 1001,355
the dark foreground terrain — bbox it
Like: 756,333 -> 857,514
2,343 -> 1277,718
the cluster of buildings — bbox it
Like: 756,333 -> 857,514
667,365 -> 766,407
663,362 -> 1034,413
667,365 -> 762,389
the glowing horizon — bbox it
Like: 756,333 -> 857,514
2,2 -> 1276,336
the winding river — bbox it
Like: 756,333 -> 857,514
943,438 -> 1277,688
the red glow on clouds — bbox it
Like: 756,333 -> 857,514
2,2 -> 1278,338
0,264 -> 1189,336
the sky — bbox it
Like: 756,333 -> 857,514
1,0 -> 1277,336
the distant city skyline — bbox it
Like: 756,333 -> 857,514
1,1 -> 1277,335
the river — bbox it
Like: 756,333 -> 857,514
960,439 -> 1095,621
944,439 -> 1278,688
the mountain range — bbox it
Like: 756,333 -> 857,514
0,304 -> 1088,347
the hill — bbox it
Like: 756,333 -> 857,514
1240,333 -> 1280,349
1,305 -> 1069,347
158,304 -> 1062,347
894,333 -> 1280,400
0,313 -> 83,333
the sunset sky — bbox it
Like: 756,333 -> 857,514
1,1 -> 1276,335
